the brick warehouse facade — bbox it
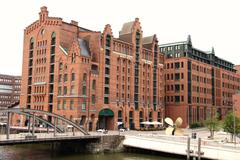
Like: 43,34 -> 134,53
233,92 -> 240,118
0,74 -> 21,123
160,36 -> 240,127
19,7 -> 165,131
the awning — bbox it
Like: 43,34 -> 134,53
99,108 -> 114,117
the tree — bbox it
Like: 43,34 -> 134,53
204,116 -> 220,139
223,112 -> 240,142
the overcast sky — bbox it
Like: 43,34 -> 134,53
0,0 -> 240,76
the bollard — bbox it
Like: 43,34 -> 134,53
6,112 -> 10,139
186,136 -> 190,160
54,117 -> 56,137
198,138 -> 201,160
32,113 -> 35,136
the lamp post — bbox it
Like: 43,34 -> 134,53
86,70 -> 91,131
233,99 -> 236,146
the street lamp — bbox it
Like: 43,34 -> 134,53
233,99 -> 236,146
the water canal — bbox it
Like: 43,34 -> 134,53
0,144 -> 183,160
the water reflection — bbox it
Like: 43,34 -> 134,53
0,145 -> 181,160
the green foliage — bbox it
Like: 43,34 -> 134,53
223,112 -> 240,135
189,122 -> 203,129
204,116 -> 221,138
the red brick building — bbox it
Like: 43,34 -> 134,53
0,74 -> 21,123
19,7 -> 165,131
233,91 -> 240,118
160,36 -> 240,127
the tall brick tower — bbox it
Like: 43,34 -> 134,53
19,7 -> 165,130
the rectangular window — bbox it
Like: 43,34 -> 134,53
70,100 -> 74,110
57,100 -> 61,110
82,86 -> 87,95
58,86 -> 62,95
64,74 -> 68,82
175,84 -> 180,92
63,100 -> 66,110
70,85 -> 75,95
175,73 -> 180,80
81,103 -> 86,111
181,96 -> 184,102
58,75 -> 62,83
104,97 -> 109,104
104,87 -> 109,94
181,84 -> 184,90
92,95 -> 95,105
175,62 -> 180,69
71,73 -> 75,81
63,86 -> 67,95
175,96 -> 180,103
105,77 -> 109,85
181,73 -> 184,79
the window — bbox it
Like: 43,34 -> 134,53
59,63 -> 63,71
175,84 -> 180,92
71,73 -> 75,82
58,86 -> 62,95
71,53 -> 76,63
70,100 -> 74,110
83,73 -> 87,82
58,74 -> 62,83
175,62 -> 180,69
105,67 -> 110,75
181,96 -> 184,102
175,96 -> 180,103
82,86 -> 87,95
92,80 -> 96,90
92,95 -> 95,105
104,87 -> 109,94
57,100 -> 61,110
81,103 -> 86,111
104,97 -> 109,104
105,59 -> 110,65
70,85 -> 75,95
175,53 -> 181,58
175,73 -> 180,80
63,100 -> 66,110
51,32 -> 56,45
64,74 -> 68,82
63,86 -> 67,95
105,77 -> 109,85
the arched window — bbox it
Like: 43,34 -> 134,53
59,62 -> 63,71
29,37 -> 34,50
51,32 -> 56,45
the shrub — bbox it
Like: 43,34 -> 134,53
189,122 -> 202,129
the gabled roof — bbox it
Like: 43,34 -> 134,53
119,21 -> 134,35
142,35 -> 154,45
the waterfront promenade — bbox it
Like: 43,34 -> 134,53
121,129 -> 240,160
1,128 -> 239,159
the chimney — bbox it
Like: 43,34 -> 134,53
71,20 -> 78,26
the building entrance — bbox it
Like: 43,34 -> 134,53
98,109 -> 114,130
